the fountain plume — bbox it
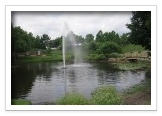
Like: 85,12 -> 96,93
62,22 -> 83,68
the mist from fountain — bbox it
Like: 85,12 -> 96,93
62,22 -> 84,68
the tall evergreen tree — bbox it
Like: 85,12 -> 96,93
127,11 -> 151,50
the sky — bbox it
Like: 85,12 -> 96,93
11,11 -> 132,39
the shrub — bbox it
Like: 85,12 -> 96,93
94,54 -> 107,60
98,42 -> 121,54
46,47 -> 52,54
87,54 -> 107,61
56,91 -> 89,105
109,52 -> 124,58
122,44 -> 145,53
55,87 -> 123,105
91,86 -> 123,105
88,41 -> 98,53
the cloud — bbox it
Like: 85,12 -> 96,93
12,11 -> 132,39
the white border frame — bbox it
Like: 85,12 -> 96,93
6,5 -> 157,111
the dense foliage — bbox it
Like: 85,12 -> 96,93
56,92 -> 89,105
91,86 -> 123,105
11,11 -> 151,60
121,44 -> 145,53
127,11 -> 151,50
56,86 -> 123,105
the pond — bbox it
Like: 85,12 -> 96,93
11,62 -> 146,104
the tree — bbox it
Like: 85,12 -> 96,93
11,24 -> 34,53
88,41 -> 98,53
103,31 -> 120,43
85,34 -> 94,43
49,37 -> 62,49
96,30 -> 103,42
40,34 -> 51,49
28,32 -> 35,48
33,35 -> 42,49
120,33 -> 130,46
11,23 -> 16,54
75,35 -> 84,44
98,42 -> 121,54
126,11 -> 151,50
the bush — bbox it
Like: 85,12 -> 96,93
56,92 -> 89,105
88,41 -> 98,53
87,54 -> 107,61
93,54 -> 107,60
122,44 -> 145,53
98,42 -> 121,54
109,52 -> 124,58
55,87 -> 123,105
91,86 -> 123,105
46,47 -> 52,54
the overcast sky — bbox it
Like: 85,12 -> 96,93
12,11 -> 132,39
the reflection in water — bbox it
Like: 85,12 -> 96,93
11,62 -> 146,104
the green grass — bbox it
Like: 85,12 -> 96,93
122,44 -> 145,53
16,50 -> 74,63
17,56 -> 62,62
11,99 -> 31,105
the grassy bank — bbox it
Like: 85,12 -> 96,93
15,53 -> 108,63
17,55 -> 62,63
114,60 -> 150,70
11,99 -> 31,105
16,50 -> 67,63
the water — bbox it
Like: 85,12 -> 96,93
11,62 -> 146,104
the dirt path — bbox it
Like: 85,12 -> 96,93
123,90 -> 151,105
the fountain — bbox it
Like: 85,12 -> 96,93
62,22 -> 83,68
62,33 -> 66,69
62,22 -> 70,69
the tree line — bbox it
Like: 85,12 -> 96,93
11,11 -> 151,57
11,25 -> 129,52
